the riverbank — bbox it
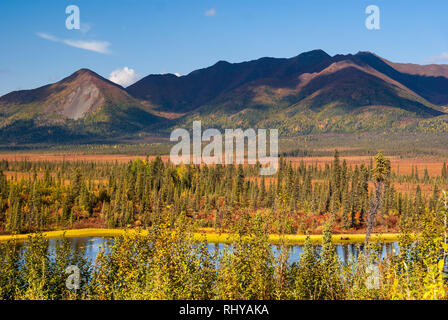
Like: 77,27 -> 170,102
0,228 -> 401,244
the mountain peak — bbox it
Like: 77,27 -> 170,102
293,49 -> 331,60
76,68 -> 93,73
355,51 -> 381,59
68,68 -> 103,80
214,60 -> 231,66
59,68 -> 128,92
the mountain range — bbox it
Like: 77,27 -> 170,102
1,49 -> 448,144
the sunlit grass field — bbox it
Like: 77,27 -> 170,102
0,228 -> 401,244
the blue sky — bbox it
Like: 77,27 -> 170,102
1,0 -> 448,96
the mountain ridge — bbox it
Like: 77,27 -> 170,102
1,49 -> 448,143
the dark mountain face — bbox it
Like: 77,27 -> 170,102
126,49 -> 333,113
288,66 -> 441,116
346,52 -> 448,106
126,50 -> 447,121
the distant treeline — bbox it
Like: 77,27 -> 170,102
0,151 -> 447,234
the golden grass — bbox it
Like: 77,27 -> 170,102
0,229 -> 127,242
0,228 -> 401,244
202,232 -> 400,244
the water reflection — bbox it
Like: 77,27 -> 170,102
207,242 -> 399,264
11,237 -> 399,265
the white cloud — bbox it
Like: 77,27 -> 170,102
205,8 -> 216,16
63,39 -> 110,54
37,32 -> 58,41
174,73 -> 181,77
109,67 -> 140,87
36,32 -> 111,54
426,52 -> 448,63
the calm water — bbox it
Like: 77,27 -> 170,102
28,237 -> 399,265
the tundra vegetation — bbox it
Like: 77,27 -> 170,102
0,210 -> 447,300
0,151 -> 447,299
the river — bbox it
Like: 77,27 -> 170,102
25,237 -> 398,265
